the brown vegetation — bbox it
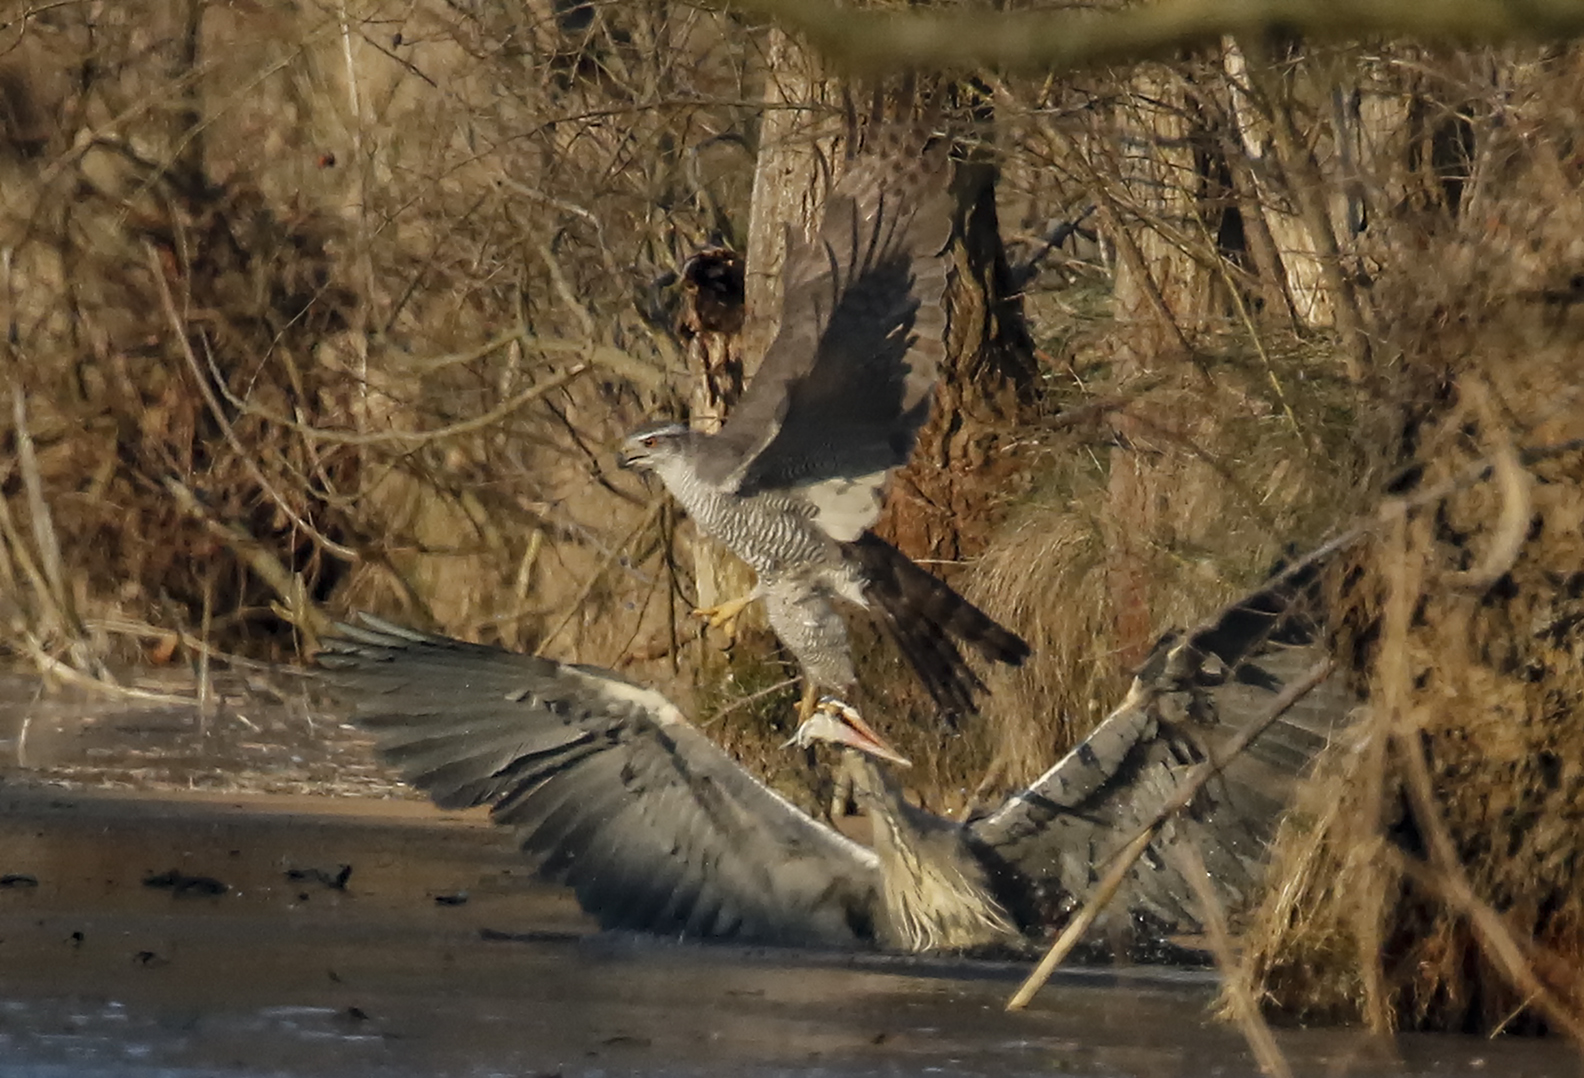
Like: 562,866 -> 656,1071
4,0 -> 1584,1037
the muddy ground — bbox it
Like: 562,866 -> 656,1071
0,673 -> 1576,1077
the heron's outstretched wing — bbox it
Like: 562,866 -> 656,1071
695,129 -> 953,542
319,617 -> 881,948
968,572 -> 1356,933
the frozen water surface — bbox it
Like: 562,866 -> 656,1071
0,675 -> 1577,1077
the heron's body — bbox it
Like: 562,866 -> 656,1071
320,569 -> 1353,957
839,751 -> 1019,952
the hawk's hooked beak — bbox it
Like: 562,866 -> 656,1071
616,442 -> 652,472
786,698 -> 913,769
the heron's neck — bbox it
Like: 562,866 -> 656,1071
842,750 -> 1019,953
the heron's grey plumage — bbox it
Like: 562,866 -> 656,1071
320,616 -> 880,947
621,125 -> 1029,713
321,568 -> 1356,955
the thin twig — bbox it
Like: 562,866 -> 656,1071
702,677 -> 800,727
146,242 -> 359,561
538,496 -> 666,653
1175,839 -> 1294,1078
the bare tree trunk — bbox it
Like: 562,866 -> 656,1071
687,29 -> 834,634
1100,71 -> 1217,667
1229,43 -> 1375,378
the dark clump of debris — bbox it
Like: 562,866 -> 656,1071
143,869 -> 230,898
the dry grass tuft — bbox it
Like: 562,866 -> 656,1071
1231,78 -> 1584,1028
962,342 -> 1374,793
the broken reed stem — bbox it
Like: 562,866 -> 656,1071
1007,654 -> 1335,1011
1446,376 -> 1530,591
1354,503 -> 1418,1032
1175,838 -> 1294,1078
1006,823 -> 1158,1011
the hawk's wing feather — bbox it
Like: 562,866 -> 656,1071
695,130 -> 953,539
319,617 -> 882,948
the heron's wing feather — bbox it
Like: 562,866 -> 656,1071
696,131 -> 952,542
968,572 -> 1355,933
319,617 -> 881,948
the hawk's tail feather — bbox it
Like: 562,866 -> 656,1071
848,532 -> 1030,716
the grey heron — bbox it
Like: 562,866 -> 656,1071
318,573 -> 1351,955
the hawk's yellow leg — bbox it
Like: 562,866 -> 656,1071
692,593 -> 754,639
797,679 -> 819,724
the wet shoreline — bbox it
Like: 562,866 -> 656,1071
0,676 -> 1578,1075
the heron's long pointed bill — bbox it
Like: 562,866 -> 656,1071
786,704 -> 913,769
840,710 -> 912,768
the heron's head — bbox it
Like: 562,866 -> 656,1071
618,421 -> 693,474
787,698 -> 912,769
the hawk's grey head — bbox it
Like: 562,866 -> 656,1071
618,421 -> 696,479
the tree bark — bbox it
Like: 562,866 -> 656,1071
1100,70 -> 1216,667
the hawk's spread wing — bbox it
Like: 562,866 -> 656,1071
319,617 -> 882,948
695,130 -> 953,542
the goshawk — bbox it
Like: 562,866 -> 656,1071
620,125 -> 1028,717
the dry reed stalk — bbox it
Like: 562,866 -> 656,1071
0,464 -> 60,638
1174,838 -> 1294,1078
1006,822 -> 1157,1011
